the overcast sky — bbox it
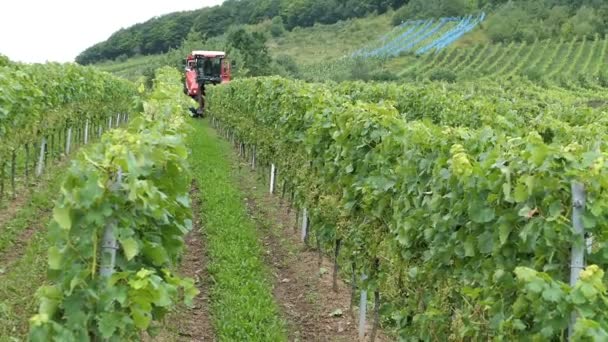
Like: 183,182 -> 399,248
0,0 -> 225,63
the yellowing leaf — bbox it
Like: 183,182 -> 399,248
120,238 -> 139,261
53,207 -> 71,230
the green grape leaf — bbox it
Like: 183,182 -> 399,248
48,246 -> 62,270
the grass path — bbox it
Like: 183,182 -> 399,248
188,119 -> 287,341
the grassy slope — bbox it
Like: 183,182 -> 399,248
267,12 -> 393,66
187,119 -> 287,340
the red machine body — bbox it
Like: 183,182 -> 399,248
184,50 -> 230,99
185,68 -> 200,97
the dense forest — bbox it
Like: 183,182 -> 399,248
77,0 -> 608,65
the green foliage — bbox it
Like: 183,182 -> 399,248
28,68 -> 198,340
270,16 -> 286,37
523,67 -> 544,82
507,265 -> 608,339
273,54 -> 300,77
428,68 -> 457,82
226,27 -> 273,76
392,0 -> 474,24
485,1 -> 608,43
0,54 -> 9,67
208,76 -> 608,339
0,61 -> 136,165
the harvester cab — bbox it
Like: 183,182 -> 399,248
184,50 -> 230,117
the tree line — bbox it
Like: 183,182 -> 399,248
76,0 -> 407,64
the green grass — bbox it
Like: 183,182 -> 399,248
0,164 -> 65,255
187,119 -> 287,341
0,231 -> 49,341
0,166 -> 65,340
266,12 -> 393,66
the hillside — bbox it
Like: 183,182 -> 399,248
77,0 -> 407,64
91,0 -> 608,89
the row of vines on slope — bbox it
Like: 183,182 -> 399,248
0,62 -> 136,202
28,67 -> 198,341
400,35 -> 608,88
208,77 -> 608,340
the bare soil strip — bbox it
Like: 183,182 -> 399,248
156,184 -> 215,341
234,159 -> 390,341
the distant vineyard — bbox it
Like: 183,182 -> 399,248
401,34 -> 608,85
352,13 -> 485,58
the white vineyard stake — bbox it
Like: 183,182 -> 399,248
100,169 -> 122,278
84,120 -> 89,145
359,273 -> 368,340
116,113 -> 120,126
108,116 -> 113,130
100,220 -> 118,278
98,124 -> 103,138
569,182 -> 586,340
35,137 -> 46,177
65,127 -> 72,154
301,208 -> 308,242
270,164 -> 276,194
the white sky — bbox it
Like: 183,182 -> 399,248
0,0 -> 225,63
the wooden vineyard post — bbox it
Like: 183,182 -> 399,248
44,135 -> 49,167
569,181 -> 586,340
333,239 -> 341,292
251,146 -> 256,170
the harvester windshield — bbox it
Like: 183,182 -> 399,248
196,57 -> 222,81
